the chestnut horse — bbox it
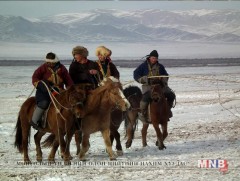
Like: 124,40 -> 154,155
14,85 -> 86,163
142,81 -> 169,150
43,76 -> 130,160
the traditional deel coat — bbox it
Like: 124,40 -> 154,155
134,60 -> 168,94
69,59 -> 101,85
96,59 -> 120,79
32,63 -> 73,91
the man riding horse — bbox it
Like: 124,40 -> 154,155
69,46 -> 100,91
133,50 -> 176,123
30,52 -> 73,130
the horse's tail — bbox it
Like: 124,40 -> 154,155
14,114 -> 31,153
42,133 -> 55,148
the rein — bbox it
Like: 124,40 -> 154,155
40,81 -> 83,121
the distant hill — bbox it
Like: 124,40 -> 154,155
0,9 -> 240,43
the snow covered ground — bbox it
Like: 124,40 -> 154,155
0,65 -> 239,180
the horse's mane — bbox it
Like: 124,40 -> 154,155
86,78 -> 115,110
123,86 -> 142,98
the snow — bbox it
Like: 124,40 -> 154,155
0,66 -> 240,180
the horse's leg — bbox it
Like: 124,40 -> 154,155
162,122 -> 168,141
114,130 -> 123,156
125,111 -> 138,148
79,134 -> 90,161
110,123 -> 123,156
75,130 -> 82,155
101,129 -> 116,160
152,122 -> 166,150
34,131 -> 46,162
141,123 -> 149,147
110,131 -> 114,147
22,121 -> 31,162
48,139 -> 59,162
63,129 -> 75,164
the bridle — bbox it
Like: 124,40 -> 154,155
151,84 -> 164,103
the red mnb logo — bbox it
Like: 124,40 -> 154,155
198,160 -> 228,173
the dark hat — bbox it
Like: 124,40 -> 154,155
149,50 -> 158,58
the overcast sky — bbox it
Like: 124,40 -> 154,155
0,1 -> 240,18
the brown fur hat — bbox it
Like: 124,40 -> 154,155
95,46 -> 111,57
72,46 -> 89,57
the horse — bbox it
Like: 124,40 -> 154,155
43,76 -> 131,161
142,80 -> 169,150
14,84 -> 86,163
124,79 -> 170,150
109,85 -> 142,155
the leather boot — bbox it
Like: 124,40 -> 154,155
139,101 -> 150,123
30,106 -> 45,130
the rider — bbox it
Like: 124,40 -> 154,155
95,46 -> 119,80
133,50 -> 176,123
69,46 -> 100,91
31,52 -> 73,130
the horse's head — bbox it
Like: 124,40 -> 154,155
150,80 -> 165,103
67,85 -> 86,118
102,76 -> 131,111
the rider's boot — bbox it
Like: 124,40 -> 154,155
30,106 -> 45,130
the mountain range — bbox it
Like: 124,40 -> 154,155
1,9 -> 240,43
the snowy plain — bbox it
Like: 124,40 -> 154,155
0,65 -> 240,180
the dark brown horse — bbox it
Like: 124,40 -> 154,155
14,85 -> 86,163
142,80 -> 169,150
109,85 -> 142,155
43,76 -> 130,160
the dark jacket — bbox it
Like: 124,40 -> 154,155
134,59 -> 168,94
69,59 -> 101,85
96,60 -> 120,79
134,60 -> 168,82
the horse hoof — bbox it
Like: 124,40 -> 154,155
110,157 -> 117,161
64,160 -> 71,165
69,155 -> 73,160
36,157 -> 42,162
143,144 -> 148,147
76,151 -> 80,156
24,160 -> 31,164
159,145 -> 166,150
125,141 -> 132,148
116,150 -> 123,156
79,157 -> 87,161
48,158 -> 55,162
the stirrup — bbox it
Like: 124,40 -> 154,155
30,121 -> 40,130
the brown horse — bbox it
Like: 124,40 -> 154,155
74,85 -> 142,156
142,81 -> 169,150
14,85 -> 86,163
43,76 -> 130,160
